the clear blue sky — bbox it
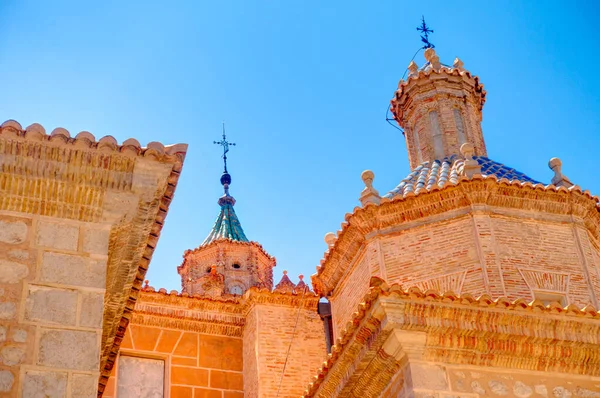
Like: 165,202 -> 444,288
2,1 -> 599,291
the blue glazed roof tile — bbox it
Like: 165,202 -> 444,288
384,155 -> 541,199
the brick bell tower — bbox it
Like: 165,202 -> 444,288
390,47 -> 488,169
177,131 -> 275,297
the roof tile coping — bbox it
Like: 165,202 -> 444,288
140,279 -> 319,312
302,276 -> 600,398
177,238 -> 277,273
312,173 -> 600,295
1,119 -> 188,162
391,65 -> 487,118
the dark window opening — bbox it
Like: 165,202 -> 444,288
232,263 -> 241,269
318,300 -> 333,353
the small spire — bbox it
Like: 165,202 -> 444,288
296,274 -> 310,293
275,270 -> 296,294
407,61 -> 419,78
453,57 -> 464,71
424,48 -> 441,71
549,157 -> 574,188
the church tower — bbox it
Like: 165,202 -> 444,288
391,47 -> 487,169
177,133 -> 275,297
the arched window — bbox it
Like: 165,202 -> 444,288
453,108 -> 467,145
232,263 -> 241,270
429,111 -> 444,159
229,285 -> 244,295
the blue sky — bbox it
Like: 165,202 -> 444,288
1,1 -> 599,291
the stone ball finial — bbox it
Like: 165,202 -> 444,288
144,280 -> 149,288
283,270 -> 288,275
361,170 -> 375,189
548,157 -> 573,188
424,48 -> 436,62
324,232 -> 336,248
548,157 -> 562,172
460,142 -> 475,159
299,274 -> 304,281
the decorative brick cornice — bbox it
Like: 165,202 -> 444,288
303,277 -> 600,397
391,66 -> 486,123
311,175 -> 600,296
179,238 -> 276,272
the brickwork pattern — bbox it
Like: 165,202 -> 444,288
244,304 -> 327,398
102,325 -> 244,398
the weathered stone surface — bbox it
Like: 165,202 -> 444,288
22,370 -> 67,398
0,370 -> 14,392
0,325 -> 5,342
7,249 -> 29,260
37,220 -> 79,251
410,363 -> 448,390
0,302 -> 16,319
118,356 -> 165,397
0,260 -> 29,284
71,373 -> 98,398
1,346 -> 25,365
489,380 -> 509,395
0,220 -> 27,244
80,291 -> 105,328
25,285 -> 78,325
12,328 -> 27,343
514,381 -> 534,398
41,252 -> 106,288
83,227 -> 110,255
38,329 -> 100,371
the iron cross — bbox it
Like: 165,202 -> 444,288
214,123 -> 236,173
417,16 -> 435,49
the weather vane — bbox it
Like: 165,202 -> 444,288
417,16 -> 434,49
213,122 -> 236,173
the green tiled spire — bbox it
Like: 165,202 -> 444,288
202,199 -> 248,245
201,170 -> 249,246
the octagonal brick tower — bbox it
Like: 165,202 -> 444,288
177,170 -> 275,297
391,48 -> 487,169
311,48 -> 600,342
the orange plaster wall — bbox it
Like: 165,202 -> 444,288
103,325 -> 244,398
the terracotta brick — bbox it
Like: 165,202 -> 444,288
210,370 -> 243,390
194,388 -> 222,398
199,335 -> 243,371
172,356 -> 197,366
121,328 -> 133,349
173,332 -> 197,357
224,392 -> 244,398
171,385 -> 193,398
130,325 -> 161,351
171,366 -> 208,386
155,329 -> 182,353
103,378 -> 115,397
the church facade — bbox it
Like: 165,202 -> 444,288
1,44 -> 600,398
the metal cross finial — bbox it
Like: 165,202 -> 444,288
417,16 -> 435,49
213,122 -> 236,173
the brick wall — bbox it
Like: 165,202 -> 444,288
330,255 -> 370,339
103,325 -> 244,398
243,303 -> 326,397
328,212 -> 600,340
0,212 -> 109,397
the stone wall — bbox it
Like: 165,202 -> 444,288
0,212 -> 109,397
243,303 -> 327,397
381,362 -> 600,398
102,324 -> 244,398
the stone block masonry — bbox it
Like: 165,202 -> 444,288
0,212 -> 109,397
